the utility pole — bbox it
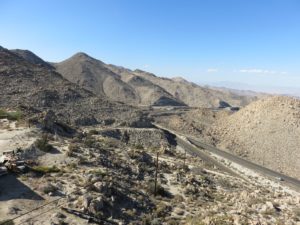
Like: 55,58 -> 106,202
154,151 -> 159,196
183,148 -> 186,167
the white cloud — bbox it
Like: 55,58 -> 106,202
238,69 -> 287,75
143,64 -> 150,69
207,68 -> 219,73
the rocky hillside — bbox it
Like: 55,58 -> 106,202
133,69 -> 258,108
51,51 -> 257,107
209,96 -> 300,179
0,47 -> 148,128
11,49 -> 54,69
11,48 -> 259,108
53,53 -> 140,104
54,54 -> 185,106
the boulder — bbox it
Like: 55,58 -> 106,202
88,196 -> 104,214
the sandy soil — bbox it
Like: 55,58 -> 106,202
0,119 -> 38,154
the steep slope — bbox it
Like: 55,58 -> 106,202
53,53 -> 139,104
106,64 -> 186,106
209,96 -> 300,179
0,47 -> 145,127
54,54 -> 185,106
133,70 -> 258,108
10,49 -> 53,69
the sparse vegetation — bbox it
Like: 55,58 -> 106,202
84,137 -> 97,148
66,143 -> 78,156
0,220 -> 15,225
31,165 -> 60,174
146,182 -> 168,197
0,109 -> 22,121
39,183 -> 58,194
135,144 -> 144,150
88,129 -> 99,135
34,135 -> 53,152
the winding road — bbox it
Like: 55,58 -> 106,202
154,123 -> 300,191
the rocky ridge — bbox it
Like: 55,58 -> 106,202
209,96 -> 300,180
0,47 -> 149,128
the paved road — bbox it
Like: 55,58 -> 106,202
175,136 -> 244,179
154,123 -> 300,191
188,137 -> 300,191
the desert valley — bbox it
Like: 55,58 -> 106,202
0,45 -> 299,225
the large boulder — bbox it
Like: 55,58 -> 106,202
42,110 -> 76,137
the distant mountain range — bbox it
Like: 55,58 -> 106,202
209,81 -> 300,98
6,47 -> 261,108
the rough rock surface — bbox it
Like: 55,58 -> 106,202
54,53 -> 186,107
0,47 -> 150,128
209,96 -> 300,179
97,128 -> 175,148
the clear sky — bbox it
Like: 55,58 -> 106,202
1,0 -> 300,91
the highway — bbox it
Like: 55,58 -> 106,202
154,123 -> 300,191
175,136 -> 243,179
188,137 -> 300,190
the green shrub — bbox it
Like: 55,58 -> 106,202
135,144 -> 144,150
0,220 -> 15,225
84,137 -> 96,148
88,129 -> 99,135
89,169 -> 107,177
31,166 -> 60,174
34,135 -> 53,152
0,109 -> 22,121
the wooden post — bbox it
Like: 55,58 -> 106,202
154,151 -> 159,196
183,148 -> 186,167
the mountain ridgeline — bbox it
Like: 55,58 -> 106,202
9,48 -> 259,108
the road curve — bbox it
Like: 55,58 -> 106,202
154,123 -> 300,191
188,137 -> 300,191
175,137 -> 243,179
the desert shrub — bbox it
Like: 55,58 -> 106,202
84,137 -> 96,148
34,135 -> 53,152
89,169 -> 107,177
155,202 -> 172,217
0,109 -> 22,121
141,214 -> 152,225
166,218 -> 179,225
78,155 -> 88,165
66,143 -> 78,156
210,215 -> 235,225
146,182 -> 168,197
31,166 -> 60,174
103,138 -> 120,148
135,144 -> 144,150
88,129 -> 99,135
67,162 -> 78,169
0,220 -> 15,225
39,183 -> 58,194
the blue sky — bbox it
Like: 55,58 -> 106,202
1,0 -> 300,92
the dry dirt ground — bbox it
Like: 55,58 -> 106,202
0,119 -> 38,155
0,121 -> 300,225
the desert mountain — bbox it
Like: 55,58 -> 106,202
209,96 -> 300,179
106,64 -> 186,106
54,53 -> 185,106
133,69 -> 258,108
53,53 -> 140,104
0,47 -> 147,127
11,49 -> 54,69
53,52 -> 259,107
